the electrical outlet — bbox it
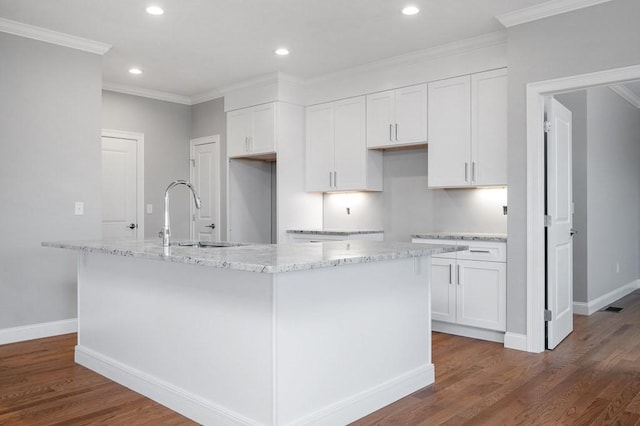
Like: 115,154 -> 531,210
74,201 -> 84,215
146,204 -> 153,214
616,262 -> 620,273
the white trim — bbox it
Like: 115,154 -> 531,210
101,129 -> 145,241
305,31 -> 507,86
610,85 -> 640,109
0,17 -> 111,55
190,89 -> 224,105
0,319 -> 77,345
496,0 -> 613,28
526,64 -> 640,353
75,345 -> 257,425
573,279 -> 640,315
189,135 -> 221,241
432,321 -> 505,344
504,332 -> 528,352
103,82 -> 192,105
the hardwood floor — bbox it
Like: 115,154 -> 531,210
1,290 -> 639,425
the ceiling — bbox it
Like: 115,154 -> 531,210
0,0 -> 554,99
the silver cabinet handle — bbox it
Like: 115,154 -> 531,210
395,123 -> 399,141
334,171 -> 338,188
457,264 -> 461,285
389,124 -> 393,141
449,263 -> 453,284
465,163 -> 469,183
329,171 -> 333,188
245,136 -> 249,152
469,249 -> 491,253
472,162 -> 477,183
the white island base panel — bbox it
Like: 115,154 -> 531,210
75,252 -> 433,425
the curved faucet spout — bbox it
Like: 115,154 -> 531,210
161,180 -> 201,247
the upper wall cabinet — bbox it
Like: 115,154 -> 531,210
306,96 -> 383,192
366,83 -> 428,149
427,69 -> 508,188
227,102 -> 276,158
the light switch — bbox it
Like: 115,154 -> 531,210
74,201 -> 84,215
146,204 -> 153,214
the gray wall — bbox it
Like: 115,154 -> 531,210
102,91 -> 192,239
506,0 -> 640,334
0,33 -> 102,328
190,98 -> 228,237
323,148 -> 507,241
555,91 -> 588,303
586,86 -> 640,301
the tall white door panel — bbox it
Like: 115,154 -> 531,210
191,139 -> 220,242
101,136 -> 138,239
333,96 -> 366,191
305,103 -> 335,191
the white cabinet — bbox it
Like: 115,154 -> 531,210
413,238 -> 507,336
306,97 -> 383,192
227,102 -> 276,158
427,69 -> 507,188
366,84 -> 428,149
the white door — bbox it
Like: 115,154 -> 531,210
545,97 -> 574,349
394,84 -> 428,144
456,260 -> 507,331
101,136 -> 138,239
333,96 -> 366,191
431,257 -> 457,323
305,103 -> 335,191
190,137 -> 220,242
427,75 -> 471,188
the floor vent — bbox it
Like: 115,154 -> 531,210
602,306 -> 623,313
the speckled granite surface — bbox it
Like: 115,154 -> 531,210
286,229 -> 384,236
42,239 -> 463,274
412,232 -> 507,243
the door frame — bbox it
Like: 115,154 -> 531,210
189,135 -> 221,241
525,64 -> 640,353
101,129 -> 145,240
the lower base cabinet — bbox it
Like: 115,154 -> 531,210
414,238 -> 506,340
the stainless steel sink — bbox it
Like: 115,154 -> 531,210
176,241 -> 248,248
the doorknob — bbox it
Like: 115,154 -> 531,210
128,223 -> 138,229
205,223 -> 216,229
570,229 -> 578,236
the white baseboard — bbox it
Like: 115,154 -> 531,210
432,321 -> 505,343
504,332 -> 528,351
0,318 -> 77,345
76,345 -> 433,426
573,279 -> 640,316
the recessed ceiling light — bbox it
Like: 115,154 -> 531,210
274,48 -> 290,56
129,68 -> 143,75
146,5 -> 164,15
402,5 -> 420,15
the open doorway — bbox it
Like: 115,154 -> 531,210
526,64 -> 640,353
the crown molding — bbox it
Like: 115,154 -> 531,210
496,0 -> 613,28
305,31 -> 507,85
610,85 -> 640,109
0,17 -> 111,55
217,72 -> 280,95
102,82 -> 192,105
190,89 -> 223,105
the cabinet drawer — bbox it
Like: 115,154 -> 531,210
457,241 -> 506,262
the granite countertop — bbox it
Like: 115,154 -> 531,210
286,229 -> 384,235
412,232 -> 507,243
42,239 -> 463,274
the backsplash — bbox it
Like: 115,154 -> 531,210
323,148 -> 508,242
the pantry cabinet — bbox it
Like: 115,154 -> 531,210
306,96 -> 383,192
413,238 -> 507,336
366,83 -> 428,149
427,69 -> 507,188
227,102 -> 276,158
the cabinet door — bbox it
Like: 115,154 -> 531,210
305,103 -> 335,191
427,76 -> 471,188
251,103 -> 276,155
227,108 -> 252,158
366,90 -> 395,148
395,84 -> 428,145
472,69 -> 507,186
456,260 -> 506,331
431,258 -> 457,323
333,96 -> 366,191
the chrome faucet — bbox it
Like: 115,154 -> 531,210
160,180 -> 201,247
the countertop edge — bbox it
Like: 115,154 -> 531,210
411,233 -> 507,243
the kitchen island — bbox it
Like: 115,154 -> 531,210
43,239 -> 462,425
